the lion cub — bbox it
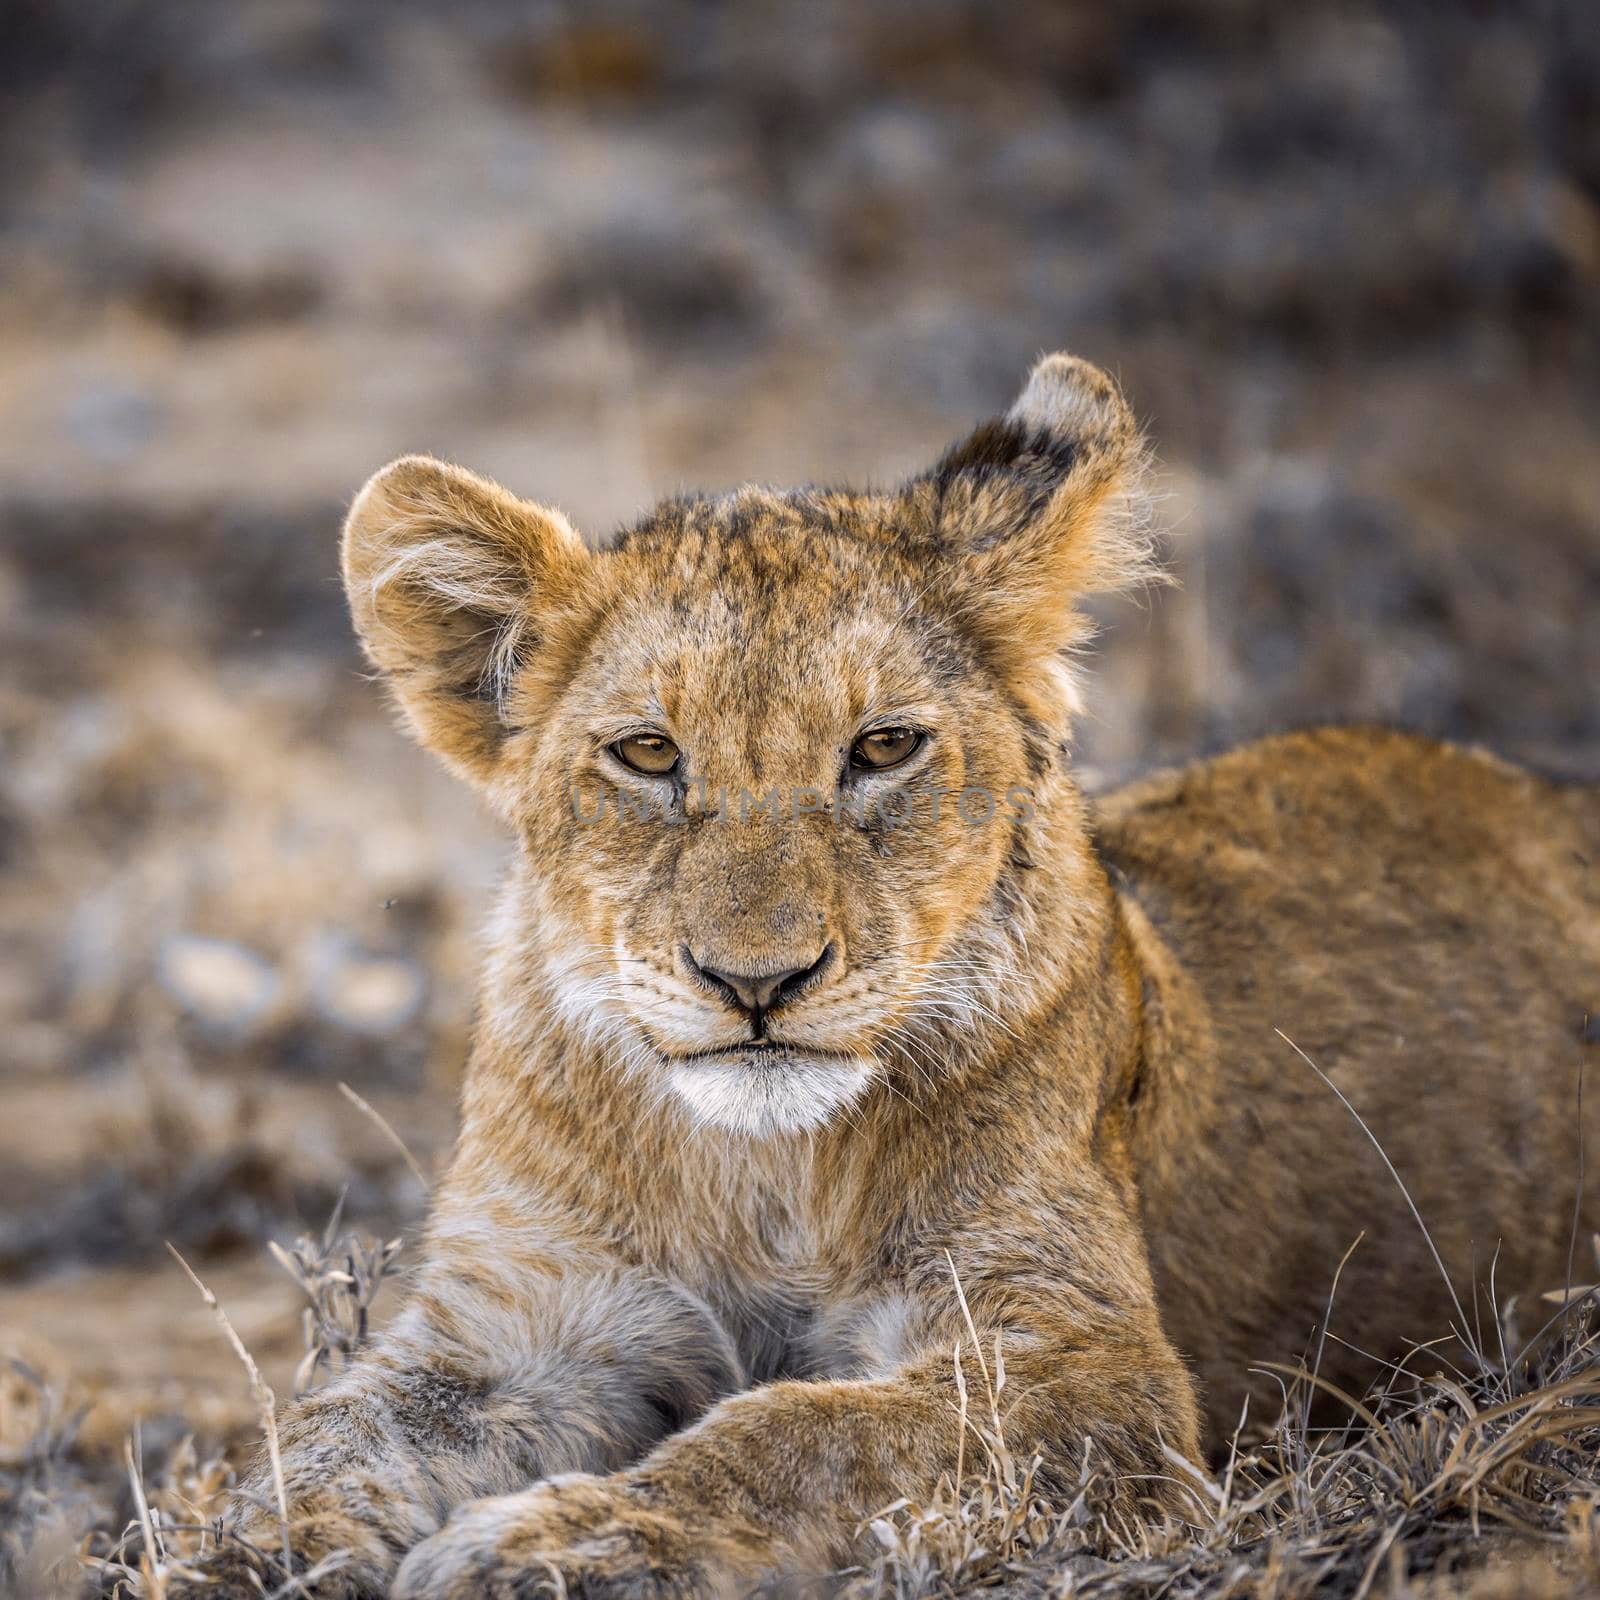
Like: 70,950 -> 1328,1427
175,355 -> 1600,1599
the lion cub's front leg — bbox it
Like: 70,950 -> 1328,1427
395,1280 -> 1202,1599
393,1472 -> 774,1600
162,1253 -> 743,1599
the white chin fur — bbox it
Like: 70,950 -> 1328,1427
666,1053 -> 876,1136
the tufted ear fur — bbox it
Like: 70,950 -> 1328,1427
919,353 -> 1157,713
341,455 -> 592,784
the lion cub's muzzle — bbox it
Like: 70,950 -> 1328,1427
654,937 -> 875,1134
680,940 -> 836,1036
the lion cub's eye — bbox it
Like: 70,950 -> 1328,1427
612,733 -> 681,776
850,727 -> 923,771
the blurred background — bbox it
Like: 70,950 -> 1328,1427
1,0 -> 1598,1573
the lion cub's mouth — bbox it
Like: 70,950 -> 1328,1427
666,1041 -> 860,1067
656,1039 -> 880,1135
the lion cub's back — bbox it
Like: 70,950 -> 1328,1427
1092,725 -> 1600,1434
1093,725 -> 1599,985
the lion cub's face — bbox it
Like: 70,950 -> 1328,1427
515,509 -> 1037,1136
343,355 -> 1150,1135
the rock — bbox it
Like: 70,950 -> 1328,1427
306,935 -> 426,1037
158,935 -> 280,1035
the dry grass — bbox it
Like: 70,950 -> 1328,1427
839,1244 -> 1600,1600
6,1212 -> 1600,1597
1,1204 -> 405,1600
833,1069 -> 1600,1600
1,1361 -> 104,1599
266,1200 -> 403,1402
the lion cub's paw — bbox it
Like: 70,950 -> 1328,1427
156,1533 -> 388,1600
392,1474 -> 771,1600
155,1543 -> 312,1600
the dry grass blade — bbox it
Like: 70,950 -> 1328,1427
266,1201 -> 402,1397
337,1081 -> 430,1191
1255,1361 -> 1389,1435
165,1243 -> 293,1581
943,1250 -> 997,1423
1277,1029 -> 1482,1372
122,1436 -> 165,1600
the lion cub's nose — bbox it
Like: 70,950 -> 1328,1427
685,945 -> 834,1015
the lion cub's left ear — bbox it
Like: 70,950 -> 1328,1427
918,353 -> 1157,711
342,456 -> 592,785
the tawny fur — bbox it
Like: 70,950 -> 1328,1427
169,354 -> 1600,1599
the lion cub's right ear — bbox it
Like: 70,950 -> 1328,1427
341,456 -> 592,784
